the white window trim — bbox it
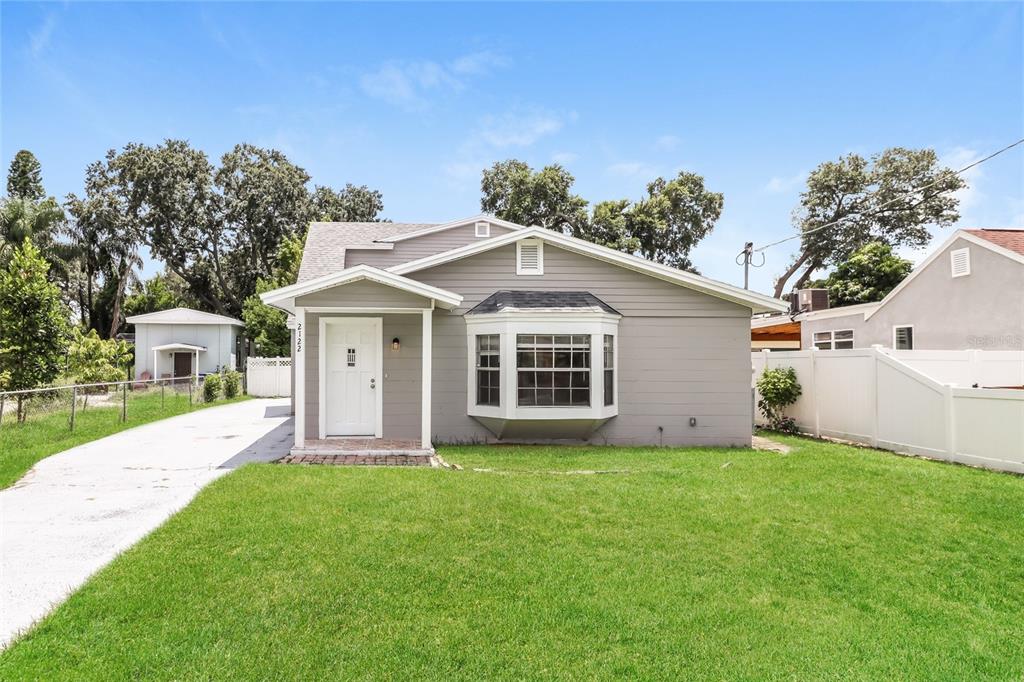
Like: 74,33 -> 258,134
475,221 -> 490,238
318,316 -> 384,439
950,247 -> 971,278
516,239 -> 544,276
465,311 -> 619,421
892,324 -> 914,350
812,328 -> 855,350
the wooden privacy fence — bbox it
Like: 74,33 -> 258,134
752,348 -> 1024,474
246,357 -> 291,397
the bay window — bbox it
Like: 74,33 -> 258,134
476,334 -> 500,406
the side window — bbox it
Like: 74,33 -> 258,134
475,335 -> 500,406
894,326 -> 914,350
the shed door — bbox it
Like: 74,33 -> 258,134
324,319 -> 378,436
173,352 -> 192,378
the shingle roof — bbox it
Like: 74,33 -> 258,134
965,229 -> 1024,257
297,222 -> 436,282
465,290 -> 621,316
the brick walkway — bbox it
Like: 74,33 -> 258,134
280,453 -> 436,467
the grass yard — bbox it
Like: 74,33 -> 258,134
0,390 -> 250,489
2,437 -> 1022,679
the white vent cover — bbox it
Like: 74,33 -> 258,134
950,247 -> 971,278
516,239 -> 544,275
475,221 -> 490,238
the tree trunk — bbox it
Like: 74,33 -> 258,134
108,258 -> 132,339
793,259 -> 821,291
772,250 -> 811,298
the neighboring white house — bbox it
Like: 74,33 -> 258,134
127,308 -> 244,379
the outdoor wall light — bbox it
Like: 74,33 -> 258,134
392,337 -> 401,351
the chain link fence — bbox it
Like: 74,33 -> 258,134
0,375 -> 210,432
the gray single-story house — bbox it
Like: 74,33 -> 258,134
127,308 -> 244,379
261,215 -> 787,452
798,229 -> 1024,351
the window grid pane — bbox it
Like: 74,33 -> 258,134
603,335 -> 614,406
476,335 -> 500,406
516,334 -> 591,407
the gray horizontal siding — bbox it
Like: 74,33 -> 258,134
296,279 -> 430,308
413,244 -> 747,318
346,223 -> 516,269
408,243 -> 753,446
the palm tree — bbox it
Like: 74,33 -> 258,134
0,196 -> 65,263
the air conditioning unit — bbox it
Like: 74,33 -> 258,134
790,288 -> 829,314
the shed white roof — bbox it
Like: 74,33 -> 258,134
126,308 -> 243,326
152,343 -> 207,352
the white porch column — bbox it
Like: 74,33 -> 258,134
421,307 -> 433,449
152,349 -> 158,380
294,307 -> 306,448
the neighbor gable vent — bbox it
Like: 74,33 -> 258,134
475,221 -> 490,238
950,247 -> 971,278
516,239 -> 544,275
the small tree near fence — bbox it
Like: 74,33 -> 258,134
756,367 -> 802,433
203,374 -> 222,403
223,370 -> 241,399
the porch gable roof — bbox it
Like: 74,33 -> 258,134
260,264 -> 463,313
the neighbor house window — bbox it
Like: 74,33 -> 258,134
603,334 -> 614,406
516,334 -> 590,406
476,335 -> 500,406
813,329 -> 854,350
894,326 -> 914,350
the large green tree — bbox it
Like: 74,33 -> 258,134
65,153 -> 144,338
481,160 -> 589,232
773,148 -> 964,298
312,184 -> 385,222
107,139 -> 383,318
481,161 -> 722,272
241,234 -> 303,357
0,240 -> 72,420
809,241 -> 913,307
122,272 -> 190,319
6,150 -> 45,201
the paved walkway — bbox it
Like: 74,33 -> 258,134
0,398 -> 293,648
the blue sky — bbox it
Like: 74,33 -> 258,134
2,2 -> 1022,293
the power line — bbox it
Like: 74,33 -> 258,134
752,137 -> 1024,253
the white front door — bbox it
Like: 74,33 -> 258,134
324,319 -> 379,436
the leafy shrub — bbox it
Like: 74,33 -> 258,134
756,366 -> 802,433
66,328 -> 132,385
223,370 -> 242,399
203,373 -> 222,403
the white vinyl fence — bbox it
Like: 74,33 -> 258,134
246,357 -> 291,397
752,348 -> 1024,474
880,349 -> 1024,388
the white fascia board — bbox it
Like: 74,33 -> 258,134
797,302 -> 880,322
125,308 -> 244,326
379,214 -> 529,243
862,229 -> 1024,321
390,227 -> 789,314
259,264 -> 463,310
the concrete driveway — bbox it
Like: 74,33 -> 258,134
0,398 -> 293,648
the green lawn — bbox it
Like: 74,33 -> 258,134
2,438 -> 1022,679
0,390 -> 250,489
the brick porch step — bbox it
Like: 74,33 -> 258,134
281,452 -> 437,467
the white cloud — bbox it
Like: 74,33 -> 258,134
29,13 -> 57,57
359,51 -> 508,109
450,50 -> 510,76
606,161 -> 657,178
477,111 -> 565,148
763,171 -> 806,194
655,134 -> 680,151
442,108 -> 575,188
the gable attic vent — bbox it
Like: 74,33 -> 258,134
516,239 -> 544,275
475,221 -> 490,238
950,247 -> 971,278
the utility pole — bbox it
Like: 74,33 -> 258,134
736,242 -> 761,290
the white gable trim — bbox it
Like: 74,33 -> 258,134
126,307 -> 243,326
259,264 -> 463,311
864,230 -> 1024,321
388,227 -> 788,313
379,214 -> 529,243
